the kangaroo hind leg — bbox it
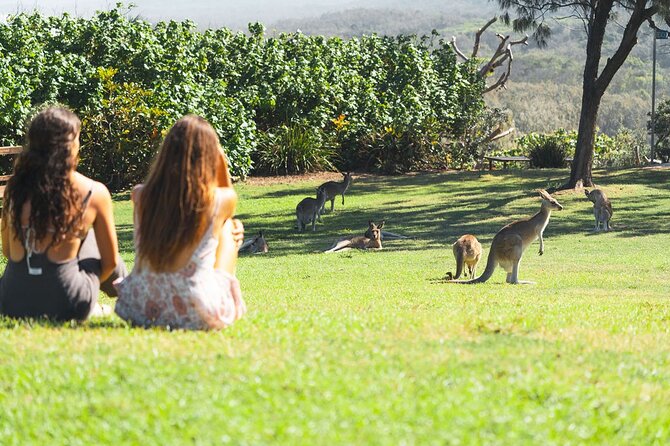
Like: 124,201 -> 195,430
511,260 -> 534,285
325,239 -> 352,253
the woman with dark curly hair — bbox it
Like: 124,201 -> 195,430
0,107 -> 127,320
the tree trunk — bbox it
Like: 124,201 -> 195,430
566,90 -> 601,189
562,0 -> 612,190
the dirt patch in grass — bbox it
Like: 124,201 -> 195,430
238,169 -> 456,186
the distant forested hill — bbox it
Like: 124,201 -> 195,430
271,3 -> 670,137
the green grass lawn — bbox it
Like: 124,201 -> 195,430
1,168 -> 670,445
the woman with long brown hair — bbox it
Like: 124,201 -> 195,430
114,115 -> 246,329
0,106 -> 127,320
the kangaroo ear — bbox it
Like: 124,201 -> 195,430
378,220 -> 385,229
258,231 -> 263,237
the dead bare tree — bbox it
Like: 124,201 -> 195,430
450,17 -> 529,94
449,17 -> 526,167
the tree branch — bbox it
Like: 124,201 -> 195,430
450,37 -> 469,61
472,16 -> 498,58
595,0 -> 657,95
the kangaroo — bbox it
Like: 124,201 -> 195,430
584,188 -> 613,231
296,186 -> 328,232
239,231 -> 269,254
325,221 -> 384,253
449,189 -> 563,284
364,226 -> 408,240
445,234 -> 482,280
319,172 -> 353,213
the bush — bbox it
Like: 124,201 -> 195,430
0,8 -> 488,186
78,68 -> 168,190
255,124 -> 336,175
594,130 -> 645,167
528,137 -> 570,168
348,123 -> 447,174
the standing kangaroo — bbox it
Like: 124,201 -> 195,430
319,172 -> 353,213
446,234 -> 482,280
584,188 -> 613,231
239,231 -> 269,254
324,221 -> 384,252
296,186 -> 328,232
449,189 -> 563,284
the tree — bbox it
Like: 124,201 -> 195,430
494,0 -> 670,188
450,17 -> 526,166
648,98 -> 670,161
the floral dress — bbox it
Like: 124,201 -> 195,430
114,192 -> 246,330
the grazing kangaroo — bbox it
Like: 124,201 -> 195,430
584,188 -> 613,231
319,172 -> 353,213
449,189 -> 563,284
446,234 -> 482,280
296,186 -> 328,232
325,221 -> 384,253
239,231 -> 269,254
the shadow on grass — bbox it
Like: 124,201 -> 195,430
234,168 -> 670,257
0,315 -> 128,330
111,168 -> 670,259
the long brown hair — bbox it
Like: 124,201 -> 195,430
5,107 -> 83,244
137,115 -> 227,271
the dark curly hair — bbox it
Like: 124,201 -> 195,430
4,107 -> 84,245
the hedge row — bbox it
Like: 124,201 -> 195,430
0,7 -> 486,189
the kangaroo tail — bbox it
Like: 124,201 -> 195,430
449,249 -> 495,284
452,249 -> 464,280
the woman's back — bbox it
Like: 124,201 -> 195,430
116,188 -> 244,329
0,107 -> 125,321
5,172 -> 99,263
114,115 -> 245,330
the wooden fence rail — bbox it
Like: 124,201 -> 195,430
0,146 -> 23,197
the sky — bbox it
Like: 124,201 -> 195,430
0,0 -> 481,29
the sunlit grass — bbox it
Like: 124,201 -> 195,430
1,167 -> 670,445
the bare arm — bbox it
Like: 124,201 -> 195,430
91,183 -> 120,281
214,187 -> 241,274
1,206 -> 9,259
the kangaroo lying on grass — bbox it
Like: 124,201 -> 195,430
449,189 -> 563,284
584,188 -> 613,231
445,234 -> 482,280
324,221 -> 384,252
239,231 -> 269,254
319,172 -> 353,213
296,186 -> 328,232
364,225 -> 408,241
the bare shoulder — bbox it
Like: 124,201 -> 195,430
72,172 -> 111,202
215,186 -> 238,220
131,184 -> 144,202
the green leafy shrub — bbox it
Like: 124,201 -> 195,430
594,130 -> 646,167
528,138 -> 569,168
350,123 -> 447,174
255,124 -> 336,175
78,68 -> 168,190
0,8 -> 487,186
